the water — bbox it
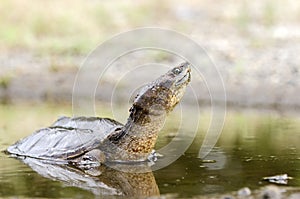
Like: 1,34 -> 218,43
0,104 -> 299,198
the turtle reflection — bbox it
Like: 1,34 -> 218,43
21,157 -> 159,197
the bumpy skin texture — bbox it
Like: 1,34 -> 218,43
102,62 -> 191,162
7,62 -> 191,164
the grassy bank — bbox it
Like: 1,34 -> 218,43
1,0 -> 299,55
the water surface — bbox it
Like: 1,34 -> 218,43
0,104 -> 299,198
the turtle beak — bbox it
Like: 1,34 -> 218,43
175,63 -> 191,86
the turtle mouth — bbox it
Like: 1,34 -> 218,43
175,70 -> 191,86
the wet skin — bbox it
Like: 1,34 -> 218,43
7,62 -> 191,166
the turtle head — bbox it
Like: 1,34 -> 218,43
132,62 -> 191,117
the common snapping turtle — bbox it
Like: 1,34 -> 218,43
7,62 -> 191,166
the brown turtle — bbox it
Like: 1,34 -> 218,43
7,62 -> 191,166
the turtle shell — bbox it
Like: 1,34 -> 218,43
7,117 -> 123,160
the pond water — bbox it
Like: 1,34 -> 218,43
0,103 -> 299,198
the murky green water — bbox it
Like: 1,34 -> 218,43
0,104 -> 299,198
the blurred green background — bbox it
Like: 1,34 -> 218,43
0,0 -> 299,108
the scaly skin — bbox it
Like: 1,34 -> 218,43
7,62 -> 191,165
101,62 -> 191,162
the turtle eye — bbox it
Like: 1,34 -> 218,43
172,67 -> 182,75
